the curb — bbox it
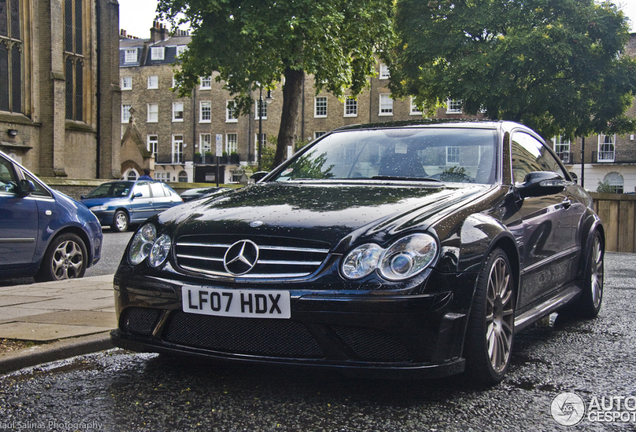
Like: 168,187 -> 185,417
0,332 -> 114,375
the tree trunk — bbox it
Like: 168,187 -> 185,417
274,67 -> 304,167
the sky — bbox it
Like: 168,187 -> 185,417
118,0 -> 636,39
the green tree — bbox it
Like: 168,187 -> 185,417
158,0 -> 394,167
385,0 -> 636,139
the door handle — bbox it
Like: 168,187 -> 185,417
562,197 -> 572,209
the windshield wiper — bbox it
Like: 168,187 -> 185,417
371,176 -> 442,182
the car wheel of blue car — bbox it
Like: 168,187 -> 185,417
35,233 -> 88,281
113,210 -> 129,232
465,248 -> 515,386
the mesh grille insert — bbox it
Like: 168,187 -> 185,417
332,326 -> 412,362
164,312 -> 325,359
121,308 -> 162,336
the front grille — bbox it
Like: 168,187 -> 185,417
164,312 -> 325,358
120,308 -> 162,336
175,235 -> 331,278
332,326 -> 412,362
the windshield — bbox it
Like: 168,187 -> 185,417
87,181 -> 134,198
271,128 -> 499,184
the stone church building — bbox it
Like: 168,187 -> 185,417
0,0 -> 120,179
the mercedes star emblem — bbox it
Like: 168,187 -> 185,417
224,240 -> 259,275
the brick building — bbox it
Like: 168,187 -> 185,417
0,0 -> 121,179
119,23 -> 484,184
119,24 -> 636,190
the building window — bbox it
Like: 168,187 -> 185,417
124,49 -> 137,63
0,0 -> 22,113
178,171 -> 188,182
255,133 -> 267,148
255,99 -> 268,120
172,75 -> 177,89
410,97 -> 422,115
121,104 -> 131,123
172,135 -> 184,163
379,63 -> 390,79
379,94 -> 393,115
314,97 -> 327,118
603,172 -> 624,194
446,146 -> 460,165
200,76 -> 212,89
344,97 -> 357,117
226,100 -> 238,122
147,75 -> 158,89
172,102 -> 184,122
150,46 -> 164,60
598,134 -> 615,162
176,45 -> 187,57
147,103 -> 158,123
226,133 -> 238,154
314,132 -> 326,140
121,76 -> 132,90
446,99 -> 462,114
154,171 -> 168,182
200,101 -> 211,123
552,135 -> 571,163
200,133 -> 212,154
147,135 -> 158,160
64,0 -> 85,121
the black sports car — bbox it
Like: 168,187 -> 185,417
111,121 -> 604,385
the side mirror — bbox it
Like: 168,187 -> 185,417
131,192 -> 143,199
250,171 -> 269,183
516,171 -> 567,198
17,179 -> 35,196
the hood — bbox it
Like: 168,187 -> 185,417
158,182 -> 491,251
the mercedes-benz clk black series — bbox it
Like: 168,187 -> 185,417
111,121 -> 604,385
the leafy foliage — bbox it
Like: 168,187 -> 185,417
159,0 -> 395,165
385,0 -> 636,138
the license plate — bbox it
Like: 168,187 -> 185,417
181,286 -> 291,319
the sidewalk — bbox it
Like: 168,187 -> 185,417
0,275 -> 116,374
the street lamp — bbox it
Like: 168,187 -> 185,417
257,87 -> 274,169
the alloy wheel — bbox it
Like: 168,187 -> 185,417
485,256 -> 514,374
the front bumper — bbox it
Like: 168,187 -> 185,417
111,271 -> 474,379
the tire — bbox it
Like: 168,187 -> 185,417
571,231 -> 604,319
35,233 -> 88,281
465,248 -> 515,386
112,210 -> 129,232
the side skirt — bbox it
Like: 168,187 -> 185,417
514,284 -> 581,332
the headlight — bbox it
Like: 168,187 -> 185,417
342,243 -> 383,279
148,234 -> 172,267
378,234 -> 437,281
128,223 -> 156,265
90,204 -> 109,211
342,234 -> 437,281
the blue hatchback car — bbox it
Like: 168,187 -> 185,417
81,180 -> 183,232
0,151 -> 102,281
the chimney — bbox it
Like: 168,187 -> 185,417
150,21 -> 161,43
159,23 -> 168,41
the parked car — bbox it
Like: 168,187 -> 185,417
180,187 -> 231,202
81,180 -> 183,232
0,151 -> 102,281
111,121 -> 604,385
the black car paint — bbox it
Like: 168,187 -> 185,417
111,121 -> 602,378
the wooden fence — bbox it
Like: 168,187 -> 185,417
590,193 -> 636,253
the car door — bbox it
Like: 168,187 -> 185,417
505,131 -> 582,309
149,182 -> 171,213
0,155 -> 38,273
129,182 -> 154,223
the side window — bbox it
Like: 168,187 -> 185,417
132,184 -> 151,198
511,132 -> 566,184
23,172 -> 52,198
149,182 -> 166,197
0,158 -> 18,193
162,184 -> 176,197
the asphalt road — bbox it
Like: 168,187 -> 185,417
0,253 -> 634,431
